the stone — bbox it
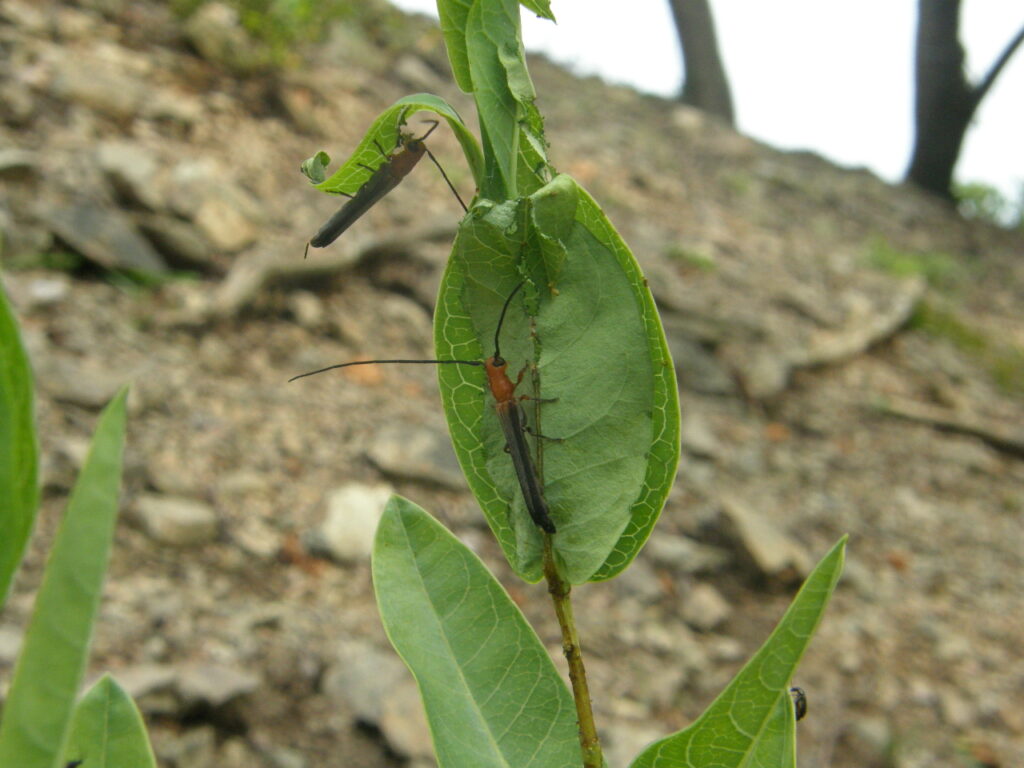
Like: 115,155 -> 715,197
36,356 -> 126,409
666,335 -> 736,395
367,424 -> 466,489
322,639 -> 409,724
177,663 -> 261,708
193,195 -> 257,253
43,203 -> 167,273
731,345 -> 791,400
378,679 -> 433,760
0,626 -> 22,665
645,533 -> 730,574
166,159 -> 219,219
142,87 -> 204,125
315,483 -> 393,563
0,81 -> 36,126
603,721 -> 664,768
840,716 -> 893,767
231,519 -> 280,560
613,558 -> 666,604
183,3 -> 271,74
0,148 -> 39,181
216,469 -> 270,498
114,663 -> 178,699
136,213 -> 216,270
681,583 -> 732,631
23,275 -> 71,307
158,725 -> 217,768
266,747 -> 307,768
393,54 -> 446,92
938,688 -> 973,727
718,494 -> 812,579
97,141 -> 163,211
53,6 -> 100,39
50,60 -> 147,121
135,494 -> 219,546
680,410 -> 720,459
287,290 -> 326,329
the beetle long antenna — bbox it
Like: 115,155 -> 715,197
424,146 -> 468,212
415,119 -> 440,141
414,119 -> 467,213
493,281 -> 525,360
289,358 -> 482,383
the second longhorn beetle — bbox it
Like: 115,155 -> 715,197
290,282 -> 558,534
305,119 -> 467,255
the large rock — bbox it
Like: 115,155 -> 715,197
43,202 -> 168,273
315,483 -> 393,564
368,424 -> 466,489
97,141 -> 164,211
178,663 -> 261,708
718,494 -> 812,580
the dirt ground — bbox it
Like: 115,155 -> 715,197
1,2 -> 1022,767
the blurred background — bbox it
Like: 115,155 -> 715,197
1,1 -> 1022,767
397,0 -> 1024,210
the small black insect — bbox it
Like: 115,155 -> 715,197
66,761 -> 84,768
789,686 -> 808,722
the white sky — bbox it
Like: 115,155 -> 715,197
388,0 -> 1024,202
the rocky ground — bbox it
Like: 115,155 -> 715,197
2,1 -> 1023,767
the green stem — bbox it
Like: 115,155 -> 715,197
543,538 -> 602,768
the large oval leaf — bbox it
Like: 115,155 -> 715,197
373,495 -> 579,768
435,174 -> 680,584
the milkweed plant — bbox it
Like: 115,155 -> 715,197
0,2 -> 845,767
298,2 -> 846,767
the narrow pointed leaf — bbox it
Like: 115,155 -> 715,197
628,537 -> 847,768
0,388 -> 128,768
0,276 -> 39,608
438,0 -> 555,94
373,495 -> 579,768
437,0 -> 474,92
61,675 -> 156,768
518,0 -> 554,21
466,0 -> 522,199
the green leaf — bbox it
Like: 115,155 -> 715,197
299,150 -> 331,184
373,495 -> 579,768
467,0 -> 523,199
515,114 -> 552,197
628,537 -> 847,768
0,274 -> 39,609
435,175 -> 680,584
0,388 -> 129,768
438,0 -> 555,93
518,0 -> 555,21
61,675 -> 157,768
307,93 -> 483,198
441,0 -> 549,199
437,0 -> 474,92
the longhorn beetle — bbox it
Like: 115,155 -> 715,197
305,120 -> 466,255
291,282 -> 557,534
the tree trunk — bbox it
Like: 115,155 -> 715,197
906,0 -> 1024,199
906,0 -> 974,199
668,0 -> 735,126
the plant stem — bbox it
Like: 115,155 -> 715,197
543,538 -> 602,768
